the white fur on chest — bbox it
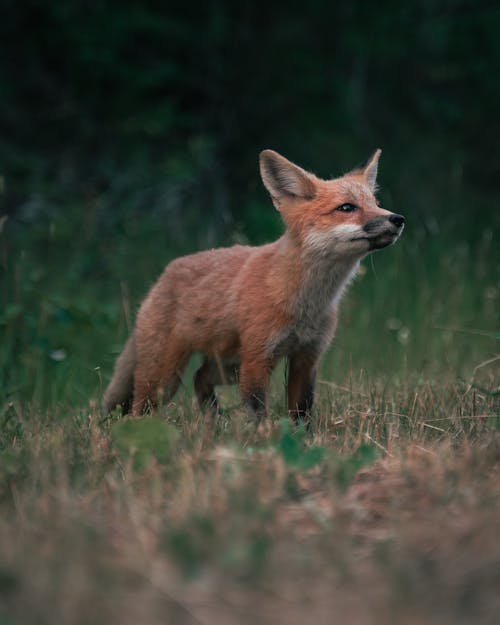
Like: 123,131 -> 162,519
292,254 -> 358,342
267,236 -> 360,357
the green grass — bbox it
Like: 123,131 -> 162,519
0,208 -> 499,624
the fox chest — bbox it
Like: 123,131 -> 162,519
265,258 -> 358,359
267,313 -> 334,359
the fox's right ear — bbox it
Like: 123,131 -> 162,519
259,150 -> 316,209
362,149 -> 381,192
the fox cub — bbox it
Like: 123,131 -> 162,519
104,149 -> 404,421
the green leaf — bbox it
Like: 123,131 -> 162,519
297,446 -> 326,470
277,418 -> 326,470
278,431 -> 301,466
111,418 -> 179,470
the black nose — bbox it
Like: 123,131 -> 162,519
389,214 -> 405,229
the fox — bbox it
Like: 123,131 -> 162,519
103,148 -> 405,422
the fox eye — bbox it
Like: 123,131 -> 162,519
336,203 -> 357,212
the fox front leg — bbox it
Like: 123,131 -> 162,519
239,355 -> 271,422
287,353 -> 319,424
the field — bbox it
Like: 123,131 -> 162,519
0,206 -> 499,625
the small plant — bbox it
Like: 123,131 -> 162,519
276,418 -> 326,471
110,417 -> 179,470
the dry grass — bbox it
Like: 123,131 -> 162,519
0,371 -> 498,625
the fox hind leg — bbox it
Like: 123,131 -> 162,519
194,357 -> 239,416
132,342 -> 189,416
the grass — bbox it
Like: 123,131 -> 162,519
0,206 -> 499,624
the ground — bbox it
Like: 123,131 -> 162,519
0,372 -> 498,625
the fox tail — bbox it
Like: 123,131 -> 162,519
103,333 -> 136,414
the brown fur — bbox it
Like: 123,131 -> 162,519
103,149 -> 404,421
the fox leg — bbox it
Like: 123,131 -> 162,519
194,357 -> 239,415
287,353 -> 319,424
239,355 -> 271,422
132,342 -> 189,416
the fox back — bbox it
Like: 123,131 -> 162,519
103,148 -> 405,421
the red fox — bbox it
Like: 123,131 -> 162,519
103,149 -> 404,421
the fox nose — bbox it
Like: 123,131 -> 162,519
389,214 -> 405,229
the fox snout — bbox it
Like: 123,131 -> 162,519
363,213 -> 405,235
388,214 -> 405,229
357,213 -> 405,251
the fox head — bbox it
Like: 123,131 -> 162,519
259,149 -> 405,257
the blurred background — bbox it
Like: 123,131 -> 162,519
1,0 -> 498,409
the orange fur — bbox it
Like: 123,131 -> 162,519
103,149 -> 405,422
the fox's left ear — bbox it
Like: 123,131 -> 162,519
362,149 -> 381,192
259,149 -> 316,210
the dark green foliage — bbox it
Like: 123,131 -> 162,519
2,1 -> 500,235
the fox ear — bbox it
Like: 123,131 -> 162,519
362,149 -> 381,192
259,150 -> 316,209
